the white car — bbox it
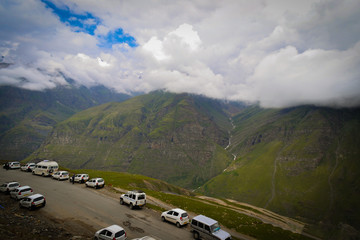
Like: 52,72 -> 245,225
3,161 -> 21,169
86,178 -> 105,189
120,190 -> 146,209
21,163 -> 36,172
191,215 -> 232,240
19,193 -> 46,210
132,236 -> 158,240
10,186 -> 33,200
161,208 -> 189,227
94,224 -> 127,240
70,174 -> 89,183
52,171 -> 70,181
0,181 -> 20,193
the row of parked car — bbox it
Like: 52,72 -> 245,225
0,181 -> 46,210
3,160 -> 232,240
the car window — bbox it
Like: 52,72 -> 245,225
34,197 -> 44,201
115,230 -> 125,238
168,211 -> 173,215
173,212 -> 179,216
192,219 -> 198,226
198,222 -> 204,228
138,194 -> 145,200
99,230 -> 107,235
42,166 -> 47,169
211,222 -> 220,232
105,230 -> 112,237
205,225 -> 211,232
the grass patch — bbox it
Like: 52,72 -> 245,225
64,168 -> 312,240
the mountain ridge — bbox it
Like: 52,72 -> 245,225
198,105 -> 360,238
1,87 -> 359,238
28,91 -> 237,188
0,85 -> 130,160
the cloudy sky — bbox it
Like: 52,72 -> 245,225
0,0 -> 359,108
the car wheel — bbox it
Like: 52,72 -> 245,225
161,216 -> 166,222
94,237 -> 98,240
130,203 -> 134,210
120,199 -> 124,205
41,173 -> 44,177
176,222 -> 181,228
42,201 -> 46,207
193,231 -> 200,240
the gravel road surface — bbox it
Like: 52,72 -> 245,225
0,168 -> 193,239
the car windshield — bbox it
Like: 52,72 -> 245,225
1,184 -> 7,187
211,222 -> 221,232
115,230 -> 125,238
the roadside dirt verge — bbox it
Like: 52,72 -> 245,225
0,193 -> 94,239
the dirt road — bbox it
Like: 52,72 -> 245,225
0,168 -> 193,239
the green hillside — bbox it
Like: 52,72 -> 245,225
0,85 -> 130,160
28,91 -> 235,188
14,90 -> 360,238
198,106 -> 360,238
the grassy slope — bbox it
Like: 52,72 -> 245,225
198,106 -> 360,238
28,92 -> 234,188
66,168 -> 312,240
0,85 -> 129,160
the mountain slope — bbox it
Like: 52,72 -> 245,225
0,85 -> 130,160
28,91 -> 235,188
198,106 -> 360,237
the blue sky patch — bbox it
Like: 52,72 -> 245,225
98,28 -> 138,49
41,0 -> 137,48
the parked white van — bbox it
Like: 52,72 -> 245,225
32,160 -> 59,177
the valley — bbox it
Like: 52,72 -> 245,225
1,87 -> 360,239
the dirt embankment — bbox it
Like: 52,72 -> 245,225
0,193 -> 94,239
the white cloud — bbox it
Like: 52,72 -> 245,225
244,43 -> 360,108
143,37 -> 169,61
0,0 -> 359,108
168,23 -> 201,51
